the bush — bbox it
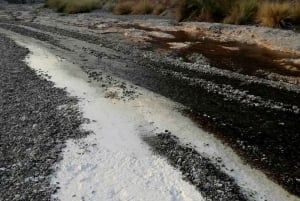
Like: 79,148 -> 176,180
224,0 -> 258,25
256,2 -> 292,28
47,0 -> 101,14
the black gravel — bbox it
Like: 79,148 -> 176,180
144,132 -> 248,201
0,23 -> 70,51
0,19 -> 299,197
0,34 -> 87,200
12,21 -> 300,106
31,20 -> 299,196
4,0 -> 45,4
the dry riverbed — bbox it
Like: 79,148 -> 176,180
0,3 -> 300,201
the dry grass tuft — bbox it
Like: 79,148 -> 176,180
224,0 -> 257,25
47,0 -> 300,29
113,1 -> 135,15
47,0 -> 101,14
175,0 -> 299,28
175,0 -> 203,21
131,1 -> 154,15
175,0 -> 233,22
152,4 -> 166,15
291,2 -> 300,24
256,2 -> 292,28
114,0 -> 166,16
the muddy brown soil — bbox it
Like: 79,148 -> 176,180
121,24 -> 300,80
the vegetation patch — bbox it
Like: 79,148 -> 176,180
46,0 -> 102,14
113,1 -> 135,15
113,0 -> 171,16
46,0 -> 300,29
152,4 -> 166,15
291,2 -> 300,24
224,0 -> 258,25
176,0 -> 300,28
256,2 -> 292,28
176,0 -> 225,22
131,1 -> 154,14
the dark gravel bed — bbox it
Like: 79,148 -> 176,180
0,22 -> 69,51
14,21 -> 300,106
121,63 -> 300,196
0,20 -> 299,197
4,0 -> 45,4
144,132 -> 248,201
43,23 -> 299,196
0,34 -> 87,200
